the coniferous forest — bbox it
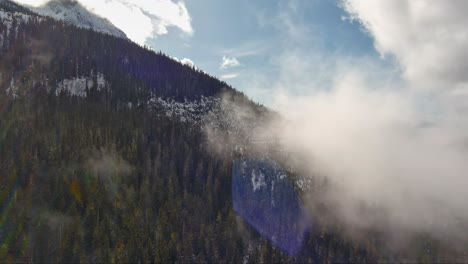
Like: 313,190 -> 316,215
0,0 -> 466,263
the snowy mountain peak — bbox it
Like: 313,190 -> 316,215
34,0 -> 127,39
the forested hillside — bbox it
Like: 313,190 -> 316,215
0,0 -> 460,262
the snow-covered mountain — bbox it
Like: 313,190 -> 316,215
33,0 -> 127,39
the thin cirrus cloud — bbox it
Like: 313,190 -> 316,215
220,73 -> 239,80
13,0 -> 194,46
220,56 -> 240,69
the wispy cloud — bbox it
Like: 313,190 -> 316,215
231,0 -> 468,249
220,56 -> 240,69
220,40 -> 272,58
342,0 -> 468,91
220,73 -> 239,80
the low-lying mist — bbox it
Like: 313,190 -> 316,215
204,0 -> 468,257
264,71 -> 468,240
212,66 -> 468,256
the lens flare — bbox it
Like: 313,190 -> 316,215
232,158 -> 310,256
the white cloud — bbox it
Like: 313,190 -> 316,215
220,55 -> 240,69
180,58 -> 195,67
13,0 -> 193,46
341,0 -> 468,90
232,42 -> 468,245
219,0 -> 468,248
220,73 -> 239,80
173,57 -> 196,68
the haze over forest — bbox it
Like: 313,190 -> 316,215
1,0 -> 468,262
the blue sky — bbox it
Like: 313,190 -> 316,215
15,0 -> 385,105
147,0 -> 378,103
16,0 -> 468,106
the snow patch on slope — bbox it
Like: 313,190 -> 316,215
147,96 -> 313,191
148,96 -> 221,124
0,10 -> 41,41
251,169 -> 266,191
55,72 -> 108,97
147,95 -> 264,138
5,77 -> 18,98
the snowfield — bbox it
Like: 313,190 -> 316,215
54,72 -> 108,97
0,10 -> 43,46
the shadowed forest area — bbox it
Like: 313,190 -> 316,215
0,0 -> 464,262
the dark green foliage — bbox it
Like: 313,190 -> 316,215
0,7 -> 375,262
0,5 -> 236,102
0,1 -> 462,263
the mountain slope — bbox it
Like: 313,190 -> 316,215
1,0 -> 460,263
33,0 -> 127,39
1,0 -> 239,101
1,2 -> 307,263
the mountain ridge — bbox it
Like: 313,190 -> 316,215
1,0 -> 443,263
32,0 -> 127,39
